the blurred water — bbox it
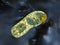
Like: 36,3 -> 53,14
0,0 -> 60,45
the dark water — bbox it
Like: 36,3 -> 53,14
0,0 -> 60,45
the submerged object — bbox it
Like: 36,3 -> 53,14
11,11 -> 47,38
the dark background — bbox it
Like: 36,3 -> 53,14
0,0 -> 60,45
